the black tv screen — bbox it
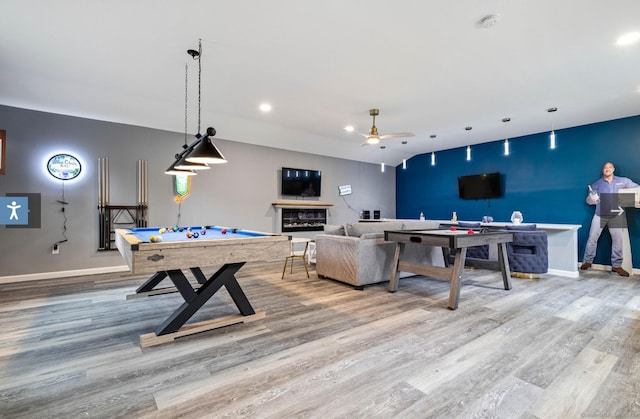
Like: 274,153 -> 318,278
281,167 -> 321,197
458,172 -> 502,199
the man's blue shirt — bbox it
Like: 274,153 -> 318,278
590,175 -> 639,217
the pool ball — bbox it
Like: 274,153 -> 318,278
193,232 -> 199,238
232,228 -> 238,233
221,228 -> 227,235
172,226 -> 179,232
200,229 -> 206,235
150,235 -> 163,243
467,229 -> 474,234
186,231 -> 193,238
450,226 -> 457,231
179,227 -> 184,232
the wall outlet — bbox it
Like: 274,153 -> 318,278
52,244 -> 59,255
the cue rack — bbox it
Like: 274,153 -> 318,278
98,158 -> 148,250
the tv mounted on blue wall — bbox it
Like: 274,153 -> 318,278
458,172 -> 502,199
281,167 -> 322,197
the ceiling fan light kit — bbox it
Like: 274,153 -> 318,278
357,108 -> 415,146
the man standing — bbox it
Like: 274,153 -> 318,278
581,162 -> 639,276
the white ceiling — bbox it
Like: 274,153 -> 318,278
1,1 -> 639,166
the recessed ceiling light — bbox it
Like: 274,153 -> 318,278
616,32 -> 640,46
344,125 -> 354,132
259,103 -> 272,112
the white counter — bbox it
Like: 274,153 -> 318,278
482,222 -> 582,277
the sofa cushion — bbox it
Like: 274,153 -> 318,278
345,221 -> 403,237
360,232 -> 385,240
323,224 -> 346,235
506,223 -> 537,231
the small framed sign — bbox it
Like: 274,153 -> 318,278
47,153 -> 82,180
0,130 -> 5,175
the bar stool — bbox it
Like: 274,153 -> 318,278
282,238 -> 310,278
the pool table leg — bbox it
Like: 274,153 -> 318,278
155,262 -> 251,336
135,271 -> 168,293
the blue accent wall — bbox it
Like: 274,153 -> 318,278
396,115 -> 640,268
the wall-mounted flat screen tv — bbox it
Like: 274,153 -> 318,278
281,167 -> 322,197
458,172 -> 502,199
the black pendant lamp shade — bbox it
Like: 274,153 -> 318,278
173,145 -> 211,171
185,127 -> 227,164
164,160 -> 197,176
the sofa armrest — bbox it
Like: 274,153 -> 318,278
315,233 -> 397,287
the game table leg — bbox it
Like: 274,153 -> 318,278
447,247 -> 467,310
497,242 -> 513,290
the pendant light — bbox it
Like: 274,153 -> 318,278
401,140 -> 407,169
430,135 -> 436,166
165,56 -> 205,175
184,39 -> 227,165
547,107 -> 557,149
465,126 -> 472,161
502,117 -> 511,156
175,57 -> 210,171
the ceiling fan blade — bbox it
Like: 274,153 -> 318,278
378,132 -> 415,140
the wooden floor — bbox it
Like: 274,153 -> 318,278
1,261 -> 639,418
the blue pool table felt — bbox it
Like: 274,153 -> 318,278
130,226 -> 266,243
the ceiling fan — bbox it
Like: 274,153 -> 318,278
356,108 -> 415,146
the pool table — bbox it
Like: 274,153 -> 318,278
115,226 -> 290,347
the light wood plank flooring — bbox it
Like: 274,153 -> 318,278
1,261 -> 639,418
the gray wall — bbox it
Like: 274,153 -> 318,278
0,105 -> 395,278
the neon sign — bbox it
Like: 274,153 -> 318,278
47,154 -> 82,180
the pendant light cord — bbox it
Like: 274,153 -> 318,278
184,62 -> 188,146
197,38 -> 202,136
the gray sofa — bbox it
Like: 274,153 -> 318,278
315,220 -> 445,289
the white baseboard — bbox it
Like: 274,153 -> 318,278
547,268 -> 579,278
0,265 -> 131,284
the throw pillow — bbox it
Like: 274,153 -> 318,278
323,224 -> 345,235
